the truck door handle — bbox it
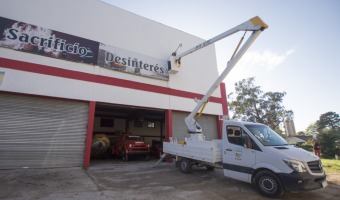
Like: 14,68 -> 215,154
226,148 -> 233,151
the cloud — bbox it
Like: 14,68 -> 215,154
221,48 -> 296,93
239,48 -> 296,71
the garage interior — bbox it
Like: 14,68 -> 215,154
91,103 -> 166,162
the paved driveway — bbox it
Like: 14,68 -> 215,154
0,160 -> 339,200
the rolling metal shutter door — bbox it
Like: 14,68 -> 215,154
172,111 -> 218,141
0,93 -> 88,169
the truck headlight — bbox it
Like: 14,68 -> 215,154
283,159 -> 307,172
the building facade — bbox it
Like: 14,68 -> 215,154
0,0 -> 227,169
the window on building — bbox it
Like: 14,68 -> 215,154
100,118 -> 114,127
134,120 -> 143,128
147,122 -> 155,128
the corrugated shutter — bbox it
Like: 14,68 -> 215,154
172,111 -> 218,141
0,93 -> 88,169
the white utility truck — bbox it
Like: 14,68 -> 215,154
160,17 -> 327,198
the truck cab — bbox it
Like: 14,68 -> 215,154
112,134 -> 150,161
222,120 -> 327,198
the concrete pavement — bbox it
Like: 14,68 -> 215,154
1,160 -> 339,200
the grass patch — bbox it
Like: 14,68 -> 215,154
321,159 -> 340,173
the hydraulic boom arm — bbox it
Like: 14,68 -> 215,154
169,16 -> 268,134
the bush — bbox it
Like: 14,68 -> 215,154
317,129 -> 340,158
300,143 -> 313,152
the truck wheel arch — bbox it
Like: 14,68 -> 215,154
252,168 -> 282,184
253,162 -> 282,175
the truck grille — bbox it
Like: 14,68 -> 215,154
307,160 -> 323,173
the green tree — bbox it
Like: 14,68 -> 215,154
306,122 -> 318,136
300,139 -> 313,152
228,77 -> 293,134
308,115 -> 340,158
317,129 -> 340,158
317,112 -> 340,132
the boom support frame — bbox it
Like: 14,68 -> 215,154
169,16 -> 268,135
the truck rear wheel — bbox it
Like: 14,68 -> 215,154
179,158 -> 192,174
254,170 -> 284,198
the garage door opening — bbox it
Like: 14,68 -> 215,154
90,103 -> 165,163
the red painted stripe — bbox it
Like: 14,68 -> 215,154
217,83 -> 228,139
83,101 -> 96,168
0,57 -> 223,104
219,82 -> 228,115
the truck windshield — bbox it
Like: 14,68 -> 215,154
126,136 -> 143,141
244,124 -> 288,146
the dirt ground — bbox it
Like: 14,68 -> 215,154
0,159 -> 339,200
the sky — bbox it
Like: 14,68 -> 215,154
101,0 -> 340,132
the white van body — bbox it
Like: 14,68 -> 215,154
163,120 -> 327,198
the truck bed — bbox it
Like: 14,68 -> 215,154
163,139 -> 222,163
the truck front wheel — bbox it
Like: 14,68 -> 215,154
121,150 -> 129,161
254,170 -> 284,198
179,158 -> 192,174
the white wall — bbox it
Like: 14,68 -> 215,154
172,111 -> 218,141
0,0 -> 223,115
